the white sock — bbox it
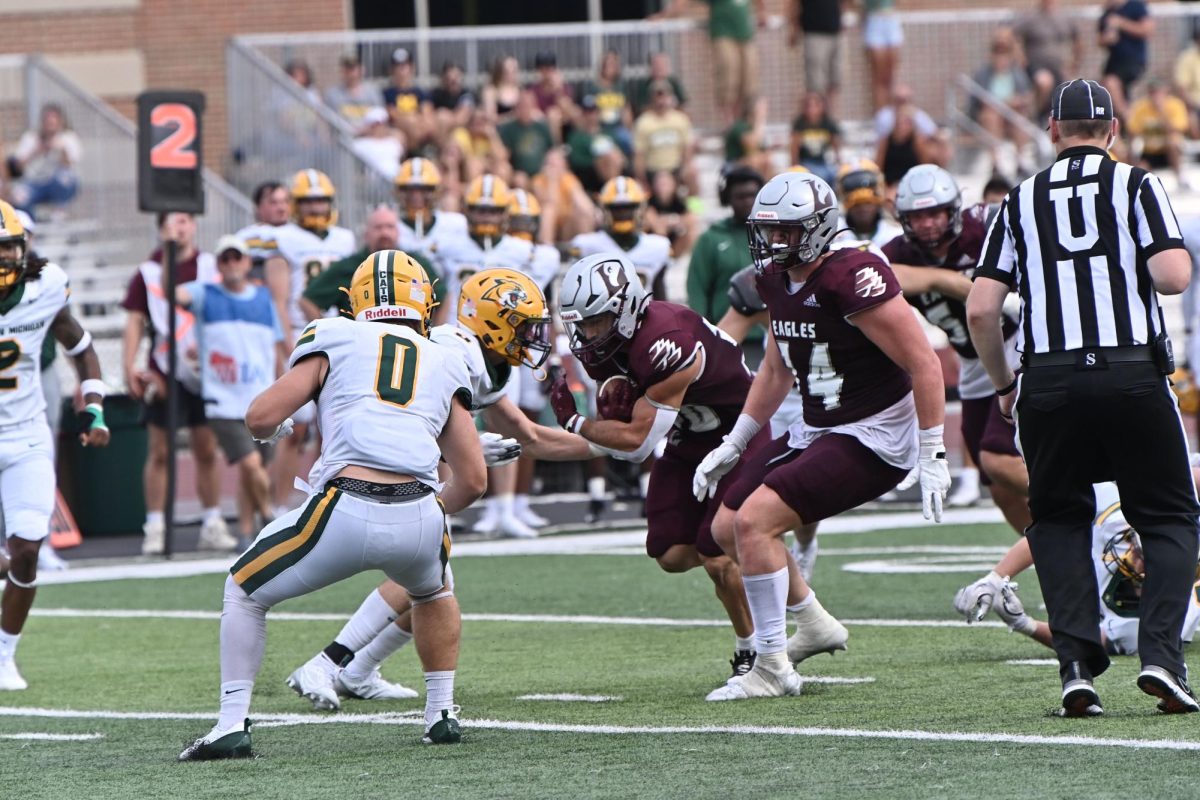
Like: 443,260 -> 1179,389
513,494 -> 530,514
743,567 -> 789,655
343,624 -> 414,682
334,590 -> 398,653
786,591 -> 815,614
0,631 -> 20,660
496,492 -> 515,517
217,680 -> 254,731
587,476 -> 606,500
203,507 -> 223,525
957,467 -> 980,491
146,511 -> 164,526
424,670 -> 456,728
734,634 -> 754,653
638,471 -> 651,498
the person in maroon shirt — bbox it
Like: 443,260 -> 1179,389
550,252 -> 769,685
695,171 -> 949,702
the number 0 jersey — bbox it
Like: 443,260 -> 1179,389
0,262 -> 70,426
291,317 -> 472,489
275,222 -> 357,331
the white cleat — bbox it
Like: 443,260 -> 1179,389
946,479 -> 981,508
786,597 -> 849,665
705,663 -> 802,701
498,515 -> 538,539
471,511 -> 499,534
199,516 -> 238,551
515,506 -> 550,528
0,657 -> 27,691
37,543 -> 68,572
790,537 -> 819,584
286,654 -> 341,711
142,519 -> 165,555
336,668 -> 419,701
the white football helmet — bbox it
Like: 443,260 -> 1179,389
747,172 -> 840,275
895,164 -> 963,251
559,252 -> 648,366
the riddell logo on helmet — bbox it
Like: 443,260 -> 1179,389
364,306 -> 407,321
912,197 -> 938,209
754,211 -> 779,220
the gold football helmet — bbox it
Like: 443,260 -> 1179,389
465,174 -> 510,240
507,189 -> 542,242
458,267 -> 551,368
598,176 -> 646,236
347,249 -> 435,334
836,159 -> 885,211
289,169 -> 338,234
0,200 -> 27,291
394,157 -> 442,221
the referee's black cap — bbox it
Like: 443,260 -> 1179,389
1050,79 -> 1114,122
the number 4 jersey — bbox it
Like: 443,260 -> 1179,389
0,262 -> 69,426
291,316 -> 472,489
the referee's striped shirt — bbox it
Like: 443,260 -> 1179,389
975,145 -> 1186,355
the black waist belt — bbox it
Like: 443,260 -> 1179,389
327,477 -> 433,499
1023,345 -> 1154,369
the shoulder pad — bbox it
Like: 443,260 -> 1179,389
726,265 -> 766,316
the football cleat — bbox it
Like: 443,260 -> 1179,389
37,544 -> 68,572
422,707 -> 462,744
729,650 -> 756,680
786,597 -> 849,665
705,663 -> 803,702
199,517 -> 238,551
584,498 -> 606,524
178,718 -> 253,761
0,657 -> 28,691
498,515 -> 538,540
286,654 -> 341,711
790,537 -> 819,584
336,668 -> 420,701
1137,666 -> 1200,714
515,505 -> 550,528
471,509 -> 499,535
142,519 -> 165,556
1060,679 -> 1103,718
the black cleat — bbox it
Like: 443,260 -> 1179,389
1138,666 -> 1200,714
584,498 -> 606,524
178,719 -> 253,761
729,649 -> 756,680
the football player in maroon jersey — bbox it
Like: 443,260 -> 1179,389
549,252 -> 768,684
695,171 -> 950,701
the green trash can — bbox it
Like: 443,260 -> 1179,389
58,394 -> 147,536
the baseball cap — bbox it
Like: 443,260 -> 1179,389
534,51 -> 557,68
580,94 -> 599,111
391,47 -> 411,66
215,235 -> 248,258
1050,79 -> 1114,122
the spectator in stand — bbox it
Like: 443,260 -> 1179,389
725,97 -> 773,178
499,90 -> 556,180
270,60 -> 323,162
565,95 -> 624,194
483,55 -> 523,122
323,53 -> 384,127
982,174 -> 1012,205
528,52 -> 578,144
1099,0 -> 1153,121
449,108 -> 512,184
585,50 -> 635,158
1174,28 -> 1200,136
382,48 -> 433,155
645,169 -> 699,255
788,0 -> 844,115
876,100 -> 937,192
633,52 -> 688,115
790,91 -> 841,183
121,212 -> 234,556
284,59 -> 321,105
176,236 -> 286,547
1127,79 -> 1192,189
686,164 -> 764,326
860,0 -> 904,111
633,80 -> 698,196
431,61 -> 476,139
8,104 -> 81,216
532,147 -> 595,242
1012,0 -> 1082,115
653,0 -> 765,126
971,31 -> 1035,177
352,107 -> 404,181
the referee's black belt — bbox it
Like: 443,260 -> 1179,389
1023,345 -> 1154,369
327,477 -> 433,500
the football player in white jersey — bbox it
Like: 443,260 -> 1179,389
179,251 -> 487,760
954,482 -> 1200,667
0,201 -> 110,691
570,176 -> 672,300
394,157 -> 467,260
235,181 -> 290,284
285,267 -> 599,711
832,160 -> 901,249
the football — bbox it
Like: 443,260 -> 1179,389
597,375 -> 637,422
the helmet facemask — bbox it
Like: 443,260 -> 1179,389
604,202 -> 641,236
468,204 -> 506,241
1102,528 -> 1145,587
565,310 -> 626,367
296,197 -> 334,235
899,204 -> 962,253
747,210 -> 837,276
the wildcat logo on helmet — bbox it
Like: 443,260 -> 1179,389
480,279 -> 528,311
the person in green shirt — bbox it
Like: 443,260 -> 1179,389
653,0 -> 765,125
632,52 -> 689,115
301,206 -> 444,321
685,164 -> 763,325
498,91 -> 555,179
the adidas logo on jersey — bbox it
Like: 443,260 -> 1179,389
803,295 -> 821,309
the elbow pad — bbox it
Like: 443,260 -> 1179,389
727,265 -> 766,317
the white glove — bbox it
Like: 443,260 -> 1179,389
895,465 -> 919,491
692,414 -> 762,501
915,426 -> 951,522
994,580 -> 1038,636
479,432 -> 522,467
253,417 -> 294,445
953,570 -> 1005,623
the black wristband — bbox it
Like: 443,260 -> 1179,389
996,377 -> 1018,397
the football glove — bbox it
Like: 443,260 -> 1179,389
995,580 -> 1038,636
549,375 -> 584,434
905,426 -> 950,522
692,413 -> 762,501
953,570 -> 1006,623
479,432 -> 522,467
253,417 -> 295,445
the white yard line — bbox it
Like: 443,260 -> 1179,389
1006,659 -> 1059,666
0,706 -> 1197,751
29,607 -> 1002,629
0,732 -> 103,741
517,694 -> 623,702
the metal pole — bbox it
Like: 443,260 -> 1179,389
588,0 -> 603,69
163,237 -> 178,559
414,0 -> 431,84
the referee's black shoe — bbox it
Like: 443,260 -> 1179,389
1060,661 -> 1103,717
1137,666 -> 1200,714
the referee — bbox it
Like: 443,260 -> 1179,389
967,79 -> 1200,717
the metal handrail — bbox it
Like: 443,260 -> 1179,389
951,74 -> 1054,164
